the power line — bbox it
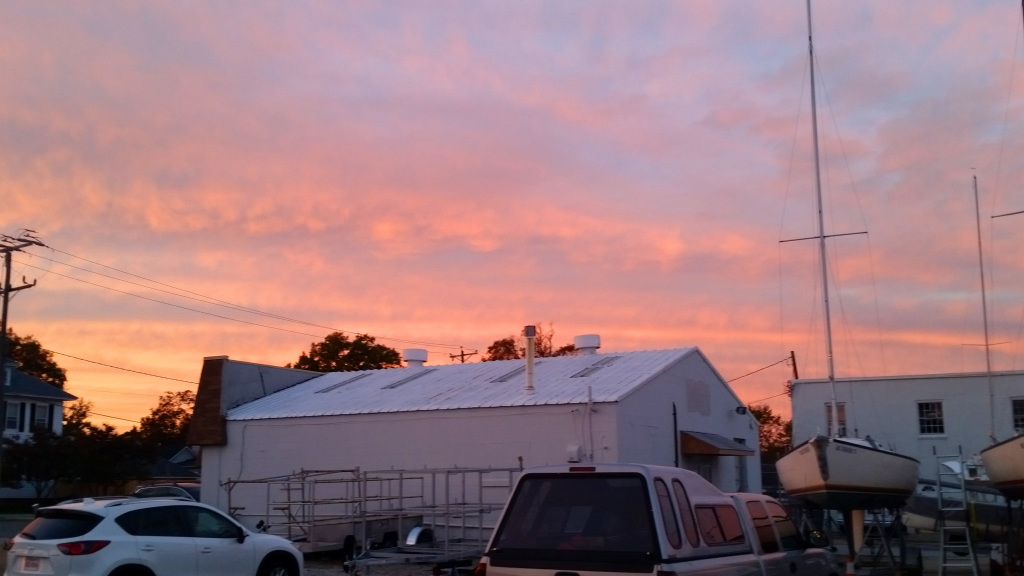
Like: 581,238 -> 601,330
70,386 -> 166,397
17,262 -> 326,338
747,390 -> 791,405
46,349 -> 197,384
88,411 -> 140,424
727,356 -> 791,383
21,247 -> 467,350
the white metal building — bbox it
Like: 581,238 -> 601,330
189,337 -> 761,517
790,369 -> 1024,479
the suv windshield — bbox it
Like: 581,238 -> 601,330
490,472 -> 657,569
20,510 -> 103,541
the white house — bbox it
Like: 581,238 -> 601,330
2,360 -> 76,442
189,336 -> 761,519
789,369 -> 1024,479
1,360 -> 78,499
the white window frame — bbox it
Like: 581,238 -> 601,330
917,401 -> 945,435
825,402 -> 847,437
5,403 -> 18,431
33,403 -> 48,431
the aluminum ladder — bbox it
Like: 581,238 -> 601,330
935,449 -> 980,576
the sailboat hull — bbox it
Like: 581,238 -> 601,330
776,436 -> 920,509
980,433 -> 1024,500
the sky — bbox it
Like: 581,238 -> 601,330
3,1 -> 1024,430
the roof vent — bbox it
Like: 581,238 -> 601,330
573,334 -> 601,355
403,349 -> 428,368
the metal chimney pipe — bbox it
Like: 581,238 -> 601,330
524,325 -> 536,393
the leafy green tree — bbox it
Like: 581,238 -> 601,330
138,390 -> 195,451
289,332 -> 401,372
748,404 -> 792,463
4,329 -> 66,388
482,324 -> 575,361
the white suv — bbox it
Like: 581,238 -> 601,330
5,497 -> 303,576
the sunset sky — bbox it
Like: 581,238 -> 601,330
3,1 -> 1024,430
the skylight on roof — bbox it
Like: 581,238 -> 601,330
315,373 -> 371,393
570,356 -> 622,378
382,368 -> 437,390
491,361 -> 543,383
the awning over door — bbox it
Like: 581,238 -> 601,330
680,431 -> 754,456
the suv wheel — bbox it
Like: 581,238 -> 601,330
257,556 -> 299,576
109,566 -> 157,576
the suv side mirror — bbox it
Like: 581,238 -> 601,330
236,526 -> 247,544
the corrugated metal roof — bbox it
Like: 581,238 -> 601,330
227,347 -> 698,421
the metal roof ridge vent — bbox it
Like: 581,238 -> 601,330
315,373 -> 372,393
382,368 -> 437,390
574,334 -> 601,355
403,348 -> 428,368
571,355 -> 622,378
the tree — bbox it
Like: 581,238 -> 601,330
138,390 -> 195,451
62,399 -> 93,438
62,400 -> 150,495
4,329 -> 66,388
481,324 -> 576,361
289,332 -> 401,372
748,404 -> 792,463
2,427 -> 72,498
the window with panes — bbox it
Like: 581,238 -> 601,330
33,404 -> 48,431
1013,399 -> 1024,432
917,401 -> 944,435
824,403 -> 847,437
4,403 -> 17,431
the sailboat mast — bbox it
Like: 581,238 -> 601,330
973,175 -> 995,441
806,0 -> 840,437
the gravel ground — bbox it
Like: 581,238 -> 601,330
304,555 -> 440,576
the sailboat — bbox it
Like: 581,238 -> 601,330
976,176 -> 1024,501
902,178 -> 1019,538
980,436 -> 1024,500
774,0 -> 919,515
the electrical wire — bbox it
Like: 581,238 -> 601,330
747,390 -> 790,405
22,247 -> 466,350
45,349 -> 197,384
17,261 -> 327,338
727,356 -> 791,383
87,411 -> 140,424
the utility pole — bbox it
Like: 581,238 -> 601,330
0,230 -> 46,481
449,347 -> 478,363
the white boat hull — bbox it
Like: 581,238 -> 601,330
776,436 -> 919,509
980,433 -> 1024,500
902,478 -> 1010,540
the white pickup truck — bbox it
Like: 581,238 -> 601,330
475,463 -> 837,576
